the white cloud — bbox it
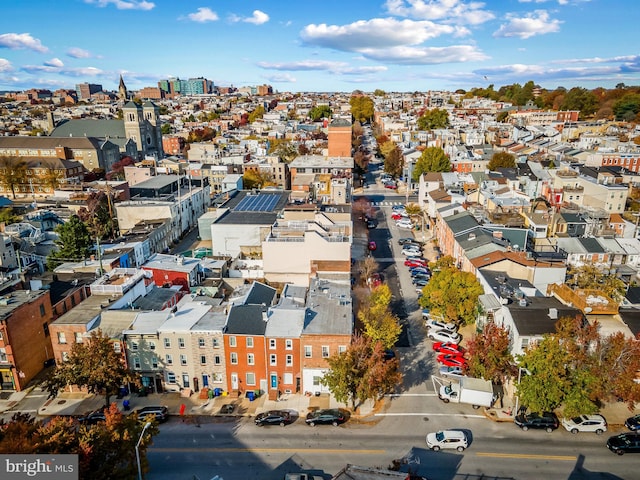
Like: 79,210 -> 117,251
84,0 -> 155,10
301,18 -> 467,52
385,0 -> 495,25
519,0 -> 571,4
0,59 -> 13,73
229,10 -> 270,25
262,73 -> 297,83
361,44 -> 489,64
67,47 -> 92,58
44,58 -> 64,68
186,7 -> 219,23
0,33 -> 48,53
257,60 -> 387,75
493,10 -> 562,39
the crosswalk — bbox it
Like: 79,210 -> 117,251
371,201 -> 405,207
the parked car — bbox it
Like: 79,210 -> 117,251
410,267 -> 430,276
625,414 -> 640,431
384,183 -> 397,189
397,237 -> 415,245
220,404 -> 236,415
254,410 -> 292,427
439,365 -> 465,378
514,412 -> 559,432
607,433 -> 640,455
368,241 -> 377,251
78,409 -> 107,425
305,409 -> 347,426
413,278 -> 429,287
367,272 -> 383,288
437,354 -> 468,368
426,430 -> 468,452
433,342 -> 466,355
426,318 -> 458,332
427,328 -> 461,344
561,414 -> 607,434
396,221 -> 413,229
135,405 -> 169,423
391,213 -> 407,220
404,258 -> 427,267
421,308 -> 431,318
366,220 -> 377,229
392,205 -> 406,212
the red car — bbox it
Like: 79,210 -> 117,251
437,354 -> 468,368
368,273 -> 383,288
405,258 -> 427,268
391,213 -> 407,220
384,183 -> 397,189
433,342 -> 466,355
368,241 -> 377,251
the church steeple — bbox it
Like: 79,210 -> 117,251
118,75 -> 128,101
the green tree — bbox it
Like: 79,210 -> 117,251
44,330 -> 139,408
46,215 -> 94,270
412,147 -> 451,181
560,87 -> 599,118
0,207 -> 20,226
309,105 -> 331,121
383,145 -> 404,178
0,156 -> 27,199
613,93 -> 640,121
569,265 -> 626,302
373,89 -> 386,97
349,95 -> 374,123
417,108 -> 449,131
419,257 -> 483,325
465,322 -> 516,384
76,191 -> 118,241
160,123 -> 172,134
248,105 -> 265,123
379,140 -> 398,160
487,151 -> 516,171
269,139 -> 298,163
358,284 -> 402,350
322,335 -> 401,410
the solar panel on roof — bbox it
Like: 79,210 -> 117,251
235,193 -> 280,212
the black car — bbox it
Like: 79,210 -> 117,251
625,414 -> 640,431
514,412 -> 559,432
398,238 -> 415,246
135,405 -> 169,423
607,433 -> 640,455
366,220 -> 376,229
254,410 -> 292,426
220,403 -> 236,414
305,408 -> 347,426
78,409 -> 107,425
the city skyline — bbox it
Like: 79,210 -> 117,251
0,0 -> 639,93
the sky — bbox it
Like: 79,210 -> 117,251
0,0 -> 639,94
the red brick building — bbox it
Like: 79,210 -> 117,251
0,290 -> 54,392
327,118 -> 352,158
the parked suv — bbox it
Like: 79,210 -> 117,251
135,405 -> 169,423
514,412 -> 559,432
561,414 -> 607,434
607,433 -> 640,455
426,430 -> 468,452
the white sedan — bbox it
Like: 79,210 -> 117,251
426,430 -> 468,452
427,328 -> 461,344
425,318 -> 458,332
401,248 -> 422,256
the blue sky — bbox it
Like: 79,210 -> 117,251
0,0 -> 638,93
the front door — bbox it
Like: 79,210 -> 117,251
231,373 -> 239,390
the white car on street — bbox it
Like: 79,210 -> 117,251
427,328 -> 461,344
396,220 -> 413,229
426,318 -> 458,332
439,366 -> 465,378
561,414 -> 607,434
426,430 -> 468,451
401,248 -> 422,256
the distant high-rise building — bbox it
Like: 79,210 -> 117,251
76,82 -> 102,100
157,77 -> 213,97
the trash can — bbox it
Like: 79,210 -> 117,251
247,391 -> 255,402
214,388 -> 222,397
208,389 -> 214,400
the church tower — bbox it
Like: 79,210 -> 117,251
118,75 -> 128,101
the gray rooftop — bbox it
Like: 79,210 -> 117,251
303,278 -> 352,335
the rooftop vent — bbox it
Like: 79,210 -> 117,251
548,308 -> 558,319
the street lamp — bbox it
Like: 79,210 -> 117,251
514,367 -> 531,415
136,421 -> 152,480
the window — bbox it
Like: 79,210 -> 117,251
75,332 -> 83,343
312,375 -> 321,386
131,341 -> 138,351
113,342 -> 121,354
133,357 -> 141,369
286,355 -> 293,366
198,338 -> 205,348
229,336 -> 237,347
247,353 -> 255,365
270,354 -> 277,366
338,345 -> 347,354
149,341 -> 156,351
304,346 -> 312,358
521,338 -> 529,350
200,355 -> 206,365
61,351 -> 69,362
166,372 -> 176,384
39,304 -> 45,317
57,332 -> 67,344
0,348 -> 6,363
322,346 -> 329,358
180,354 -> 187,366
164,338 -> 171,348
283,373 -> 293,385
230,353 -> 238,365
246,337 -> 254,348
0,331 -> 3,341
151,356 -> 158,369
269,339 -> 276,349
178,338 -> 185,348
285,339 -> 293,350
214,354 -> 221,365
165,354 -> 173,365
213,338 -> 220,348
246,372 -> 256,386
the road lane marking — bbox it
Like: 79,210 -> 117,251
385,393 -> 437,396
151,447 -> 385,454
375,413 -> 486,418
476,452 -> 576,461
